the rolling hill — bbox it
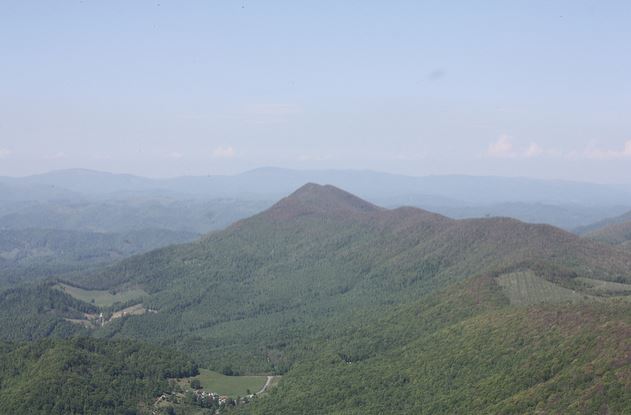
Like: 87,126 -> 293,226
587,223 -> 631,247
578,210 -> 631,247
576,210 -> 631,235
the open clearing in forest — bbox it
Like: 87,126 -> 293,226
179,369 -> 272,397
55,283 -> 147,307
497,271 -> 592,306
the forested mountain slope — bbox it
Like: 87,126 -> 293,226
0,338 -> 197,415
576,210 -> 631,235
587,223 -> 631,247
239,276 -> 631,414
58,184 -> 631,373
576,210 -> 631,248
0,285 -> 94,341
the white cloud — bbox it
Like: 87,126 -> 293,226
488,138 -> 631,161
0,148 -> 12,159
487,136 -> 550,159
580,140 -> 631,160
212,146 -> 236,159
524,142 -> 543,158
487,135 -> 515,158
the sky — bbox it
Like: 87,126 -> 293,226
1,1 -> 630,182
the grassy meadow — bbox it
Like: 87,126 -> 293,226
180,369 -> 268,397
55,283 -> 147,307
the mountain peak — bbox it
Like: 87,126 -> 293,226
264,183 -> 382,220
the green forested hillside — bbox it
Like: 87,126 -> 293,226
0,285 -> 94,341
62,184 -> 631,374
239,276 -> 631,414
576,210 -> 631,235
577,209 -> 631,247
585,221 -> 631,248
0,338 -> 197,415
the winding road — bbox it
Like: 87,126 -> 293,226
256,376 -> 274,395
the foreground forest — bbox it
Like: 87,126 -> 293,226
0,338 -> 197,415
1,184 -> 630,414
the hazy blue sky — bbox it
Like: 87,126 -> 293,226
1,1 -> 630,182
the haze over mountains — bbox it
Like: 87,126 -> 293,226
2,167 -> 630,290
2,167 -> 631,228
3,167 -> 631,203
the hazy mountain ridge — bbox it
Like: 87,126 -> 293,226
2,168 -> 629,233
3,167 -> 631,205
0,199 -> 270,234
0,228 -> 199,287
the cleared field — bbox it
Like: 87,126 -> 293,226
110,303 -> 147,319
55,283 -> 147,307
180,369 -> 268,397
497,271 -> 591,306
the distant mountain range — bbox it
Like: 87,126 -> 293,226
1,168 -> 630,231
2,167 -> 631,205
